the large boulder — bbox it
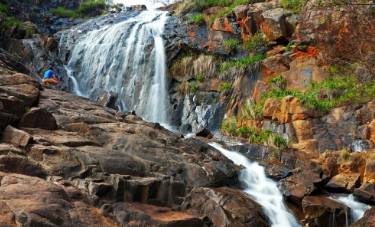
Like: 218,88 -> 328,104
0,172 -> 116,226
262,98 -> 281,119
353,182 -> 375,205
301,196 -> 350,227
103,202 -> 202,226
353,207 -> 375,226
182,187 -> 270,227
325,173 -> 361,193
18,107 -> 57,130
261,8 -> 288,41
1,125 -> 31,148
278,169 -> 330,205
369,119 -> 375,144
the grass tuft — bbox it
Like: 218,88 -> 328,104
187,13 -> 206,26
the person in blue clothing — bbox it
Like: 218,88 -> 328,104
43,65 -> 59,85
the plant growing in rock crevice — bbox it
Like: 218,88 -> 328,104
190,83 -> 197,93
187,13 -> 206,26
241,98 -> 262,121
243,31 -> 268,53
269,75 -> 287,91
224,39 -> 239,55
221,116 -> 238,135
219,83 -> 232,92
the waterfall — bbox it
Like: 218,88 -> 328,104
209,142 -> 301,227
63,8 -> 170,124
330,194 -> 371,225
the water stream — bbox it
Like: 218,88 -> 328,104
63,7 -> 169,123
209,142 -> 301,227
330,194 -> 371,225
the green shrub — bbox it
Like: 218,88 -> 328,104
221,116 -> 238,135
330,65 -> 339,73
220,53 -> 266,73
338,148 -> 350,162
212,98 -> 217,103
0,3 -> 7,16
224,39 -> 239,54
190,83 -> 197,93
51,7 -> 82,18
285,43 -> 292,51
243,31 -> 268,52
196,74 -> 204,82
3,18 -> 23,29
281,0 -> 306,14
219,83 -> 232,91
183,0 -> 266,24
25,106 -> 30,112
241,98 -> 262,120
76,0 -> 105,13
269,75 -> 287,90
188,13 -> 205,26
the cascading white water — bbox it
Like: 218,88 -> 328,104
64,8 -> 170,123
330,194 -> 371,225
209,142 -> 301,227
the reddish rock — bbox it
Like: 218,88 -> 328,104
261,8 -> 287,41
290,139 -> 319,159
212,16 -> 240,34
278,169 -> 329,205
353,207 -> 375,226
283,56 -> 329,91
253,81 -> 271,103
354,182 -> 375,205
369,119 -> 375,144
104,202 -> 202,226
292,120 -> 314,142
364,159 -> 375,183
266,46 -> 286,57
325,173 -> 361,193
0,173 -> 117,227
1,125 -> 31,147
183,187 -> 270,227
18,107 -> 57,130
301,196 -> 350,227
262,98 -> 281,118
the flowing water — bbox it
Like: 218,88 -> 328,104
209,142 -> 301,227
63,8 -> 169,123
330,194 -> 371,226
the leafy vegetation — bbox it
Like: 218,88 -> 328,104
177,0 -> 266,16
220,53 -> 266,73
187,13 -> 205,26
338,148 -> 350,162
196,74 -> 204,82
51,7 -> 82,18
281,0 -> 306,14
222,124 -> 288,150
219,83 -> 232,91
246,65 -> 375,116
224,39 -> 239,54
25,106 -> 30,113
212,98 -> 217,103
243,31 -> 268,52
241,98 -> 262,121
221,116 -> 238,135
76,0 -> 105,13
285,43 -> 292,52
269,75 -> 287,90
190,83 -> 197,93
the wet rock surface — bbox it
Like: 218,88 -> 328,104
301,196 -> 351,227
0,54 -> 267,226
